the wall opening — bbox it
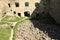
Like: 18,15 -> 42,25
4,12 -> 6,14
13,11 -> 16,14
25,2 -> 29,7
15,2 -> 19,7
8,3 -> 11,7
10,9 -> 12,11
24,11 -> 30,17
18,13 -> 21,16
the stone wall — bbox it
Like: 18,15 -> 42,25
0,0 -> 41,18
50,0 -> 60,24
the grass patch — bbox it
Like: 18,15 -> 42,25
0,22 -> 7,24
0,26 -> 11,40
1,16 -> 24,22
0,21 -> 10,24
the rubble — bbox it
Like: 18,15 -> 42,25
16,20 -> 51,40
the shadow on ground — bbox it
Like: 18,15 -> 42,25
30,0 -> 60,40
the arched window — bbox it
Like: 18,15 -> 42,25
18,13 -> 21,16
24,11 -> 30,17
13,11 -> 16,14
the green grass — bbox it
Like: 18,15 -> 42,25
1,16 -> 9,21
0,26 -> 11,40
1,16 -> 24,22
9,17 -> 24,22
0,22 -> 7,24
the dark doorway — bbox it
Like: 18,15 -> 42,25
24,11 -> 30,17
18,13 -> 21,16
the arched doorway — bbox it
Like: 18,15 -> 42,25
24,11 -> 30,17
18,13 -> 21,16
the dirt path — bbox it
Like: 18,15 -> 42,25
9,29 -> 13,40
9,22 -> 17,40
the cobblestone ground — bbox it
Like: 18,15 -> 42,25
16,20 -> 60,40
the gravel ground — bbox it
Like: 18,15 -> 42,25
15,20 -> 60,40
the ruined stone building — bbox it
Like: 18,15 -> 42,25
0,0 -> 60,24
0,0 -> 41,18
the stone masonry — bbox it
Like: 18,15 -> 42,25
0,0 -> 41,18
